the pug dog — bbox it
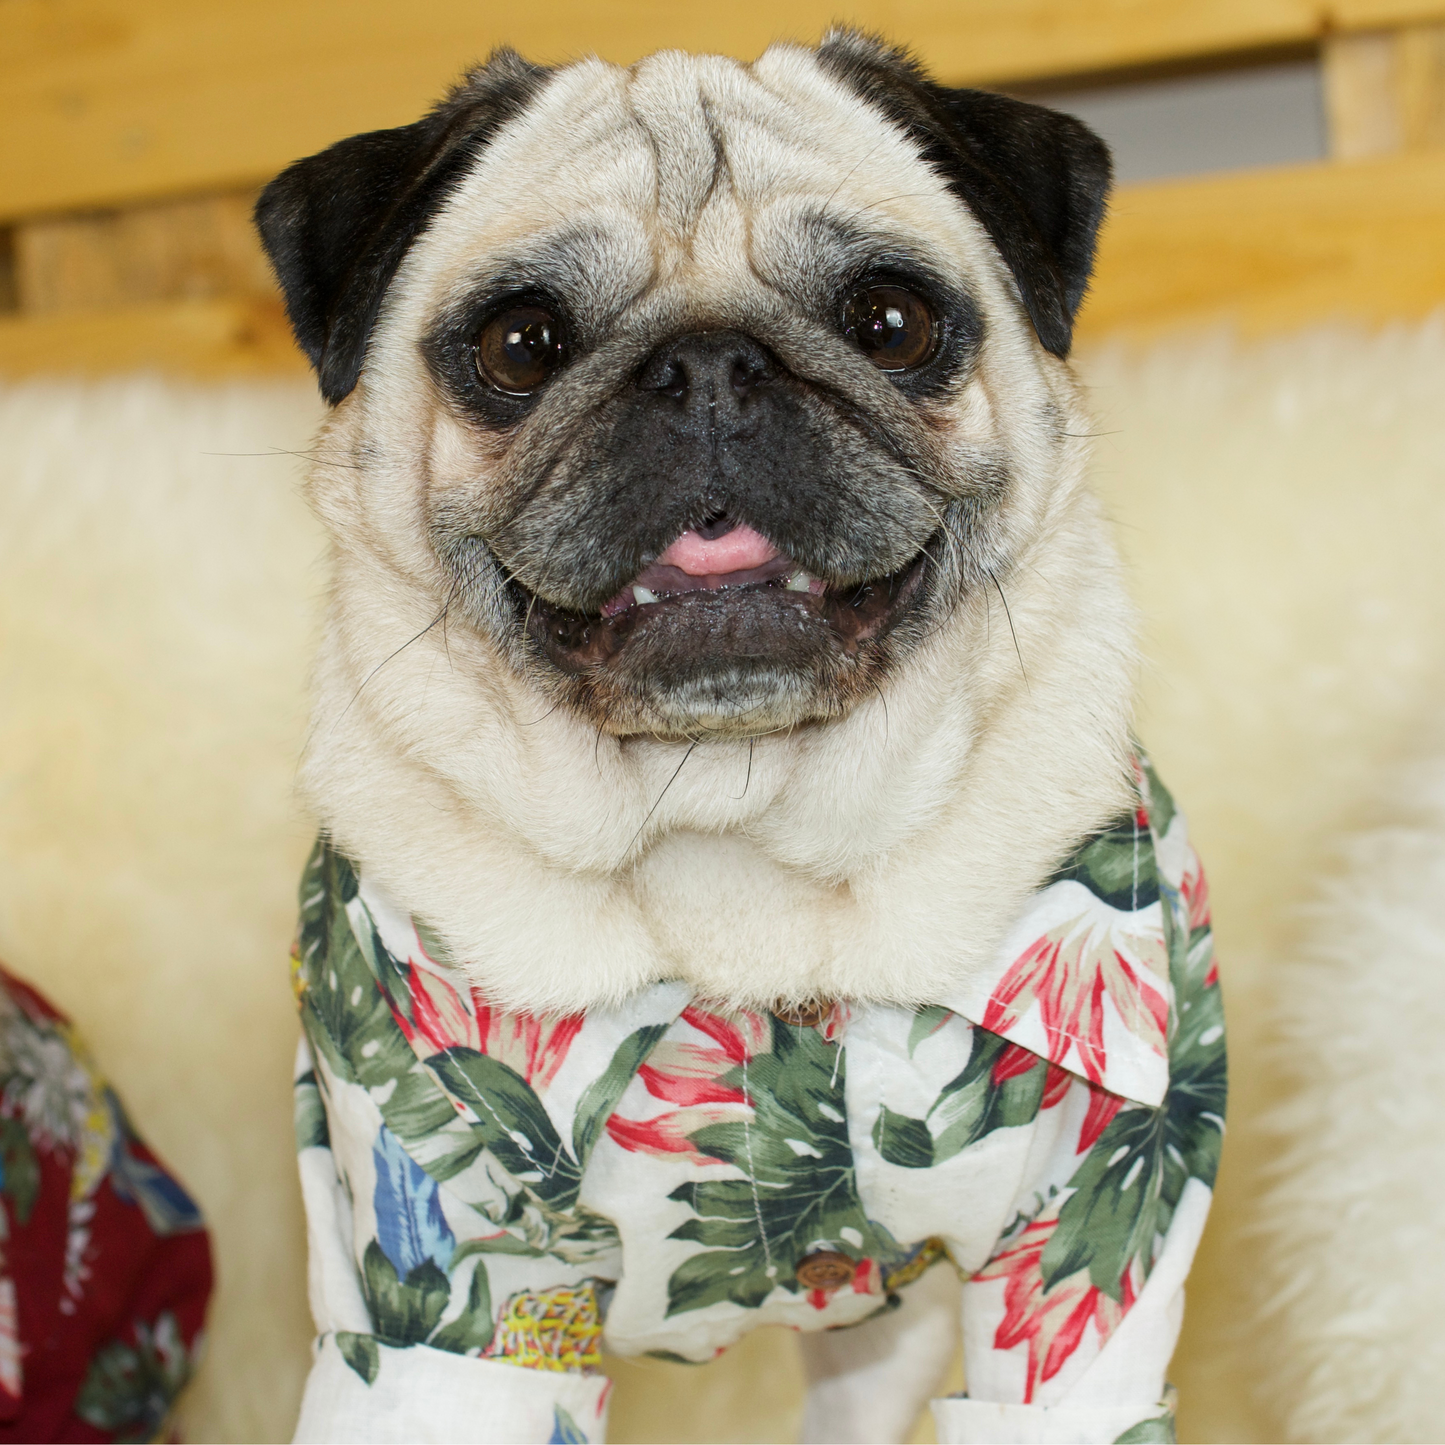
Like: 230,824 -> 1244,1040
261,29 -> 1225,1445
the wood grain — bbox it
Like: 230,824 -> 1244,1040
1397,22 -> 1445,145
1324,22 -> 1445,156
6,0 -> 1445,222
0,295 -> 307,376
1077,149 -> 1445,340
1325,31 -> 1405,156
13,191 -> 273,313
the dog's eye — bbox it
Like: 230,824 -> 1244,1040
841,286 -> 936,371
475,306 -> 566,394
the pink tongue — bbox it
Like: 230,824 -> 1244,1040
658,524 -> 778,576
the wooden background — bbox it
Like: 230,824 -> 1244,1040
2,0 -> 1445,374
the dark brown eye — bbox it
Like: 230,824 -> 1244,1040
841,285 -> 936,371
475,305 -> 565,394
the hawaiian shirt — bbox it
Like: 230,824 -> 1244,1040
0,967 -> 212,1444
290,759 -> 1224,1445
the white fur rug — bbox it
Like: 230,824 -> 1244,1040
0,379 -> 325,1441
1252,758 -> 1445,1443
3,317 -> 1445,1442
1081,318 -> 1445,1444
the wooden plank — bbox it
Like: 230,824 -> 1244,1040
1076,149 -> 1445,340
1398,21 -> 1445,143
0,296 -> 306,377
6,0 -> 1445,223
1325,31 -> 1406,156
0,232 -> 16,314
2,151 -> 1444,376
1323,22 -> 1445,156
13,191 -> 272,314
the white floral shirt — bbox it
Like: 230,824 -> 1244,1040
289,759 -> 1223,1444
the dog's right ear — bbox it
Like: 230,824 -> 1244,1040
255,50 -> 550,405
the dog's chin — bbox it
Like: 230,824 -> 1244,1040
513,546 -> 933,738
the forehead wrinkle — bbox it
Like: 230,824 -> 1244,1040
630,53 -> 857,298
624,53 -> 743,244
754,51 -> 1011,297
416,66 -> 645,283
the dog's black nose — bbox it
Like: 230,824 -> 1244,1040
637,331 -> 772,418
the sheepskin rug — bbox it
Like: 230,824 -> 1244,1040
0,380 -> 323,1442
2,314 -> 1444,1442
1252,759 -> 1445,1443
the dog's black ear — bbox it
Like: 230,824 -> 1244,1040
255,50 -> 551,404
817,30 -> 1111,357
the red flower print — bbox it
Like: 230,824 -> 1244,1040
974,1204 -> 1136,1402
635,1007 -> 771,1110
991,1043 -> 1042,1086
638,1040 -> 748,1109
394,962 -> 481,1056
1178,845 -> 1220,986
391,950 -> 582,1089
605,1107 -> 739,1167
1042,1063 -> 1073,1111
471,1003 -> 583,1091
0,967 -> 65,1028
676,1006 -> 770,1066
1179,846 -> 1212,934
851,1257 -> 880,1295
988,1042 -> 1077,1112
818,1001 -> 852,1044
802,1259 -> 879,1312
983,911 -> 1169,1088
607,1007 -> 766,1162
1078,1083 -> 1125,1154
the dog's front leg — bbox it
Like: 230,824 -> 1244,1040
797,1261 -> 961,1445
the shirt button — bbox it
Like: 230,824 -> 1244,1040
795,1250 -> 855,1291
773,999 -> 831,1029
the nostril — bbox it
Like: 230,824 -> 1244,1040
730,358 -> 763,400
658,360 -> 688,399
695,511 -> 735,541
641,358 -> 689,399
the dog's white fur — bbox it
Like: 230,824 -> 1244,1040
298,46 -> 1136,1014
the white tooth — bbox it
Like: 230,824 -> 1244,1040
786,570 -> 813,592
632,585 -> 659,604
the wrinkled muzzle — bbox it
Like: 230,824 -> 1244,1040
438,325 -> 965,734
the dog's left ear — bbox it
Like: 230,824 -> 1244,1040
255,49 -> 551,404
817,31 -> 1111,357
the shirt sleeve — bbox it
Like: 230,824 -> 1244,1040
294,1333 -> 611,1445
289,1036 -> 613,1445
936,824 -> 1226,1445
937,1180 -> 1208,1444
285,842 -> 631,1443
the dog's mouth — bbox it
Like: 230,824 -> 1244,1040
515,517 -> 930,678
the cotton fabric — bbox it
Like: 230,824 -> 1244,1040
290,758 -> 1222,1444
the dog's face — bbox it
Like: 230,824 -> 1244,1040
257,33 -> 1109,740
